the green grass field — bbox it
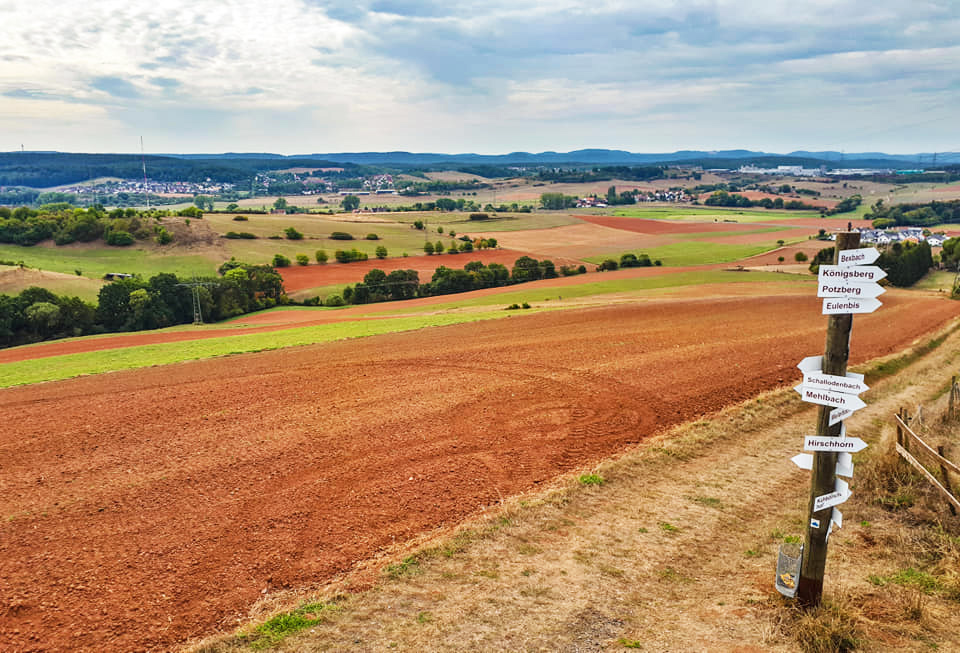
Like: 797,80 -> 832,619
0,311 -> 507,388
914,269 -> 959,292
0,244 -> 219,279
583,241 -> 788,267
610,207 -> 810,223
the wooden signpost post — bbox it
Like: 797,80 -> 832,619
786,231 -> 882,607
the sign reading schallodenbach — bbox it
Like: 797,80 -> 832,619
803,371 -> 869,395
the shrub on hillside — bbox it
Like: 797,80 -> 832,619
330,232 -> 354,240
105,230 -> 134,246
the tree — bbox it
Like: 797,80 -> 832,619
435,241 -> 445,254
272,253 -> 291,267
341,195 -> 360,211
273,197 -> 288,211
424,241 -> 435,255
794,251 -> 808,262
511,256 -> 543,283
375,245 -> 388,259
284,227 -> 303,240
25,301 -> 60,335
315,250 -> 328,264
296,254 -> 310,266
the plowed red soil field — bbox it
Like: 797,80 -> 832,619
279,249 -> 582,293
1,293 -> 957,652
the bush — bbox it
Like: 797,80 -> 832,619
469,213 -> 490,221
232,215 -> 248,221
296,254 -> 309,266
285,227 -> 303,240
324,294 -> 345,307
505,303 -> 521,310
272,254 -> 291,267
224,231 -> 257,239
330,232 -> 354,240
315,250 -> 328,264
365,233 -> 379,240
598,259 -> 618,271
155,227 -> 173,245
795,251 -> 809,262
375,245 -> 388,259
105,230 -> 134,246
334,248 -> 368,263
521,302 -> 531,309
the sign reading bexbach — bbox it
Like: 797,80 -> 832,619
837,247 -> 880,267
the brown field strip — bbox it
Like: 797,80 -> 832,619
0,292 -> 957,651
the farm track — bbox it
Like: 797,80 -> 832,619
0,293 -> 957,651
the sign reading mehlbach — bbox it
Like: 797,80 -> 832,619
837,248 -> 880,267
795,385 -> 867,411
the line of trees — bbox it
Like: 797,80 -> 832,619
327,256 -> 570,307
703,191 -> 820,211
0,204 -> 195,247
866,199 -> 960,228
0,264 -> 285,349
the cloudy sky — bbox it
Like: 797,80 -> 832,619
1,0 -> 958,155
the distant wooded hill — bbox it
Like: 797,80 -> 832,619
1,149 -> 957,188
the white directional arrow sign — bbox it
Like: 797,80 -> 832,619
814,478 -> 851,511
822,297 -> 883,315
831,508 -> 843,530
818,265 -> 887,284
836,453 -> 854,478
830,407 -> 854,426
790,452 -> 856,477
817,281 -> 885,299
837,247 -> 880,267
803,371 -> 869,395
795,385 -> 868,411
804,435 -> 868,453
797,355 -> 823,373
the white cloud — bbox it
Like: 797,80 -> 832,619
0,0 -> 957,153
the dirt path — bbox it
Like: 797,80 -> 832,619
0,295 -> 956,651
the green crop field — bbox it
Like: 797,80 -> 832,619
0,311 -> 510,388
584,241 -> 787,267
610,207 -> 807,222
0,244 -> 219,279
375,269 -> 813,313
914,269 -> 958,292
388,211 -> 582,232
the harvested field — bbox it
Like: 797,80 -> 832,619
1,292 -> 957,652
477,223 -> 675,260
576,215 -> 760,234
278,248 -> 582,293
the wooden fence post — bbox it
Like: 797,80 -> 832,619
938,445 -> 957,517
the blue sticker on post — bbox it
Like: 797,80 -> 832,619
810,518 -> 821,528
